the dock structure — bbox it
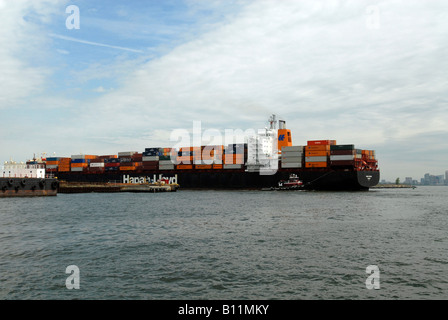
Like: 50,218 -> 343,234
58,181 -> 179,193
371,184 -> 416,189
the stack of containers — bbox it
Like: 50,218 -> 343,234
177,147 -> 193,169
305,140 -> 335,168
89,157 -> 106,173
329,144 -> 357,168
210,145 -> 223,169
223,143 -> 246,169
105,157 -> 120,172
132,152 -> 143,170
281,146 -> 303,168
118,151 -> 138,171
159,148 -> 177,170
362,150 -> 378,169
46,157 -> 61,173
88,155 -> 116,173
192,146 -> 208,169
71,155 -> 97,172
142,148 -> 159,171
58,158 -> 71,172
194,146 -> 214,169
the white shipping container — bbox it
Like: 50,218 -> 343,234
118,151 -> 137,157
159,165 -> 175,170
71,155 -> 86,160
282,146 -> 303,152
46,165 -> 58,169
330,155 -> 355,161
143,156 -> 159,161
282,151 -> 303,158
281,157 -> 302,163
159,160 -> 175,165
305,156 -> 327,162
90,163 -> 105,168
71,167 -> 84,172
223,164 -> 243,169
281,162 -> 302,168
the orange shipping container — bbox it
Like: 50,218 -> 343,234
305,145 -> 330,151
195,165 -> 212,169
305,162 -> 328,168
46,161 -> 59,166
212,164 -> 223,169
71,163 -> 88,168
82,155 -> 98,160
305,150 -> 329,157
177,156 -> 193,163
177,165 -> 193,170
119,166 -> 136,171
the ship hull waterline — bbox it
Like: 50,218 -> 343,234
55,170 -> 380,191
0,178 -> 58,197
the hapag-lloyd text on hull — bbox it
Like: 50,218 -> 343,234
122,174 -> 178,184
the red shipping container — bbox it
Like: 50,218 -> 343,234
90,158 -> 105,163
105,163 -> 120,167
307,140 -> 336,146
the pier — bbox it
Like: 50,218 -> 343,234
58,181 -> 179,193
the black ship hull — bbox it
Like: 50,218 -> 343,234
0,178 -> 59,197
55,169 -> 379,191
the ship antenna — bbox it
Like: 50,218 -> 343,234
269,114 -> 277,130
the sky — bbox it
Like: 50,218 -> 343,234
0,0 -> 447,182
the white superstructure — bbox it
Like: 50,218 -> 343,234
246,115 -> 278,174
2,161 -> 46,178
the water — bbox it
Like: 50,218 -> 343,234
0,187 -> 447,300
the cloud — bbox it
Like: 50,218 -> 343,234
49,33 -> 144,53
57,49 -> 70,55
81,0 -> 447,180
0,0 -> 60,108
1,0 -> 447,181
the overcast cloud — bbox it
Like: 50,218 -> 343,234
0,0 -> 447,181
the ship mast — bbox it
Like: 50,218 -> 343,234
268,114 -> 277,130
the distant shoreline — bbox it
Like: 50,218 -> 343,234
372,184 -> 416,189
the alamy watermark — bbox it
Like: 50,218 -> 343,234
170,121 -> 279,175
66,265 -> 80,289
366,265 -> 380,289
66,5 -> 80,30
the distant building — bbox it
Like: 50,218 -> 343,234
404,177 -> 413,185
424,173 -> 430,185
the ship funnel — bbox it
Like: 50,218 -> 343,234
279,120 -> 286,130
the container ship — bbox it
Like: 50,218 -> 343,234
1,161 -> 58,197
46,116 -> 380,191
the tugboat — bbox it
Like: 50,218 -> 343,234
277,174 -> 304,190
1,160 -> 58,197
